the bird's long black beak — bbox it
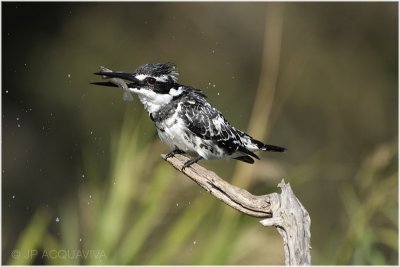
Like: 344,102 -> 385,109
91,71 -> 141,87
90,81 -> 119,87
93,71 -> 137,81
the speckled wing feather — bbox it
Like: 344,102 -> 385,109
179,92 -> 247,156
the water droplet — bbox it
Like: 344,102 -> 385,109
55,217 -> 60,223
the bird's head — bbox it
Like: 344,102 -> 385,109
93,63 -> 185,113
135,62 -> 179,84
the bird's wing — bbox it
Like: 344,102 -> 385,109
180,96 -> 246,155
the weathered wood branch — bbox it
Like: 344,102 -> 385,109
260,181 -> 312,265
161,153 -> 311,265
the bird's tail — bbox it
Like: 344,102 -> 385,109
262,143 -> 287,152
250,138 -> 287,152
234,135 -> 286,164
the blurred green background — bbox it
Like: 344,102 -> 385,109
2,2 -> 398,265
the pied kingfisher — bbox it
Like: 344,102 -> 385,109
92,63 -> 286,169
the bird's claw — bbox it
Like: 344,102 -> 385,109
181,156 -> 203,171
166,149 -> 184,159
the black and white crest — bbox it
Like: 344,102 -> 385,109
135,63 -> 179,81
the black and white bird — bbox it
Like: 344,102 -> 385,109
92,63 -> 286,169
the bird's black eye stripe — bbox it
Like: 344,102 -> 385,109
146,77 -> 156,85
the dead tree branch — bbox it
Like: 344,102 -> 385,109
161,153 -> 311,265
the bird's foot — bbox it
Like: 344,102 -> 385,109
165,149 -> 184,159
182,156 -> 203,171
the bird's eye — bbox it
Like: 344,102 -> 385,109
146,77 -> 156,85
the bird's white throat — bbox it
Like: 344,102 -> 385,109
129,87 -> 185,113
130,88 -> 172,113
